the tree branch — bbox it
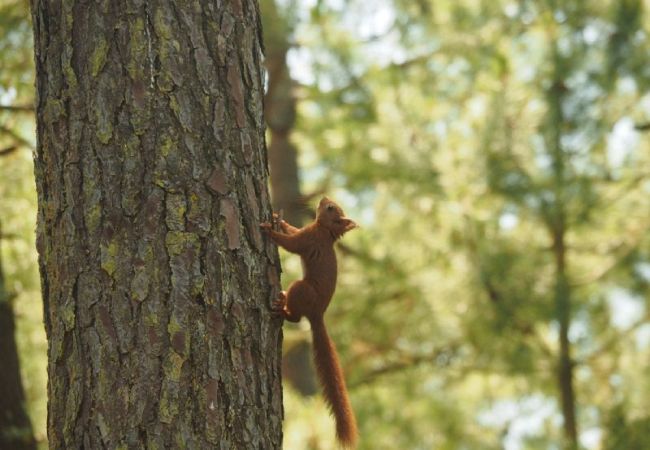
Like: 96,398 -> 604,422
0,146 -> 19,157
572,220 -> 650,286
578,312 -> 650,365
0,125 -> 34,150
349,341 -> 461,388
0,104 -> 34,113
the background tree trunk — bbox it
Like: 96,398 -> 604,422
0,220 -> 36,450
261,0 -> 317,397
547,43 -> 577,449
261,3 -> 304,227
30,1 -> 283,448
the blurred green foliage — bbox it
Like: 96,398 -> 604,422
276,0 -> 650,448
2,0 -> 650,449
0,1 -> 46,448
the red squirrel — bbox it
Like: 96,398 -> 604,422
261,197 -> 358,448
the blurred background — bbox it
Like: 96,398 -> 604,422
2,0 -> 650,449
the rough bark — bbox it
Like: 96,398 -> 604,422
30,1 -> 283,448
0,222 -> 37,450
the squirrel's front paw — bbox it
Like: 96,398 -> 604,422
271,291 -> 288,317
260,222 -> 272,233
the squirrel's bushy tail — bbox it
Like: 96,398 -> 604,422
310,316 -> 358,448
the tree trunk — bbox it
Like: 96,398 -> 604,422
30,1 -> 283,448
547,41 -> 578,449
261,0 -> 317,397
554,229 -> 577,448
0,222 -> 36,450
260,1 -> 303,227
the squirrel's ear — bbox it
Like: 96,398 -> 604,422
341,218 -> 358,231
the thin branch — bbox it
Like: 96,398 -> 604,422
572,220 -> 650,286
349,342 -> 461,388
0,146 -> 19,157
480,273 -> 554,358
601,171 -> 650,209
0,125 -> 35,150
578,312 -> 650,365
465,224 -> 554,358
0,104 -> 34,113
635,122 -> 650,132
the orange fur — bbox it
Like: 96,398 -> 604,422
261,197 -> 358,448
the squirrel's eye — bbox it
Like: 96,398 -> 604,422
327,204 -> 335,211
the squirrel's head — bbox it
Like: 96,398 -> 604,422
316,197 -> 358,238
